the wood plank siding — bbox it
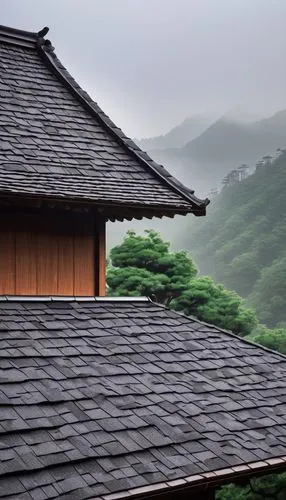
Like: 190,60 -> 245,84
94,218 -> 106,296
0,211 -> 105,296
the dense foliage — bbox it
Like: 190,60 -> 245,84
107,230 -> 256,336
250,256 -> 286,327
108,230 -> 197,305
216,473 -> 286,500
173,276 -> 257,335
247,324 -> 286,354
181,151 -> 286,328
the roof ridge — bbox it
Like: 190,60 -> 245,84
35,34 -> 209,215
0,24 -> 209,217
0,25 -> 42,48
0,295 -> 150,302
153,300 -> 286,361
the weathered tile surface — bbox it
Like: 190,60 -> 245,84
0,28 -> 207,215
0,298 -> 285,498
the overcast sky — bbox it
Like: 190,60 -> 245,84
2,0 -> 286,137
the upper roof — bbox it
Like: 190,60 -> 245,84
0,25 -> 208,220
0,297 -> 286,499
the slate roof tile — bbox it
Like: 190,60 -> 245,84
0,298 -> 286,497
0,25 -> 208,219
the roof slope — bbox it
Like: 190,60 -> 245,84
0,25 -> 208,219
0,298 -> 286,499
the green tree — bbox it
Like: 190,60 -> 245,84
247,324 -> 286,354
250,256 -> 286,327
216,483 -> 251,500
181,151 -> 286,328
216,473 -> 286,500
228,252 -> 260,296
173,276 -> 257,336
107,231 -> 257,335
108,230 -> 197,305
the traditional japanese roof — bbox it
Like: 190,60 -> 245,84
0,297 -> 286,499
0,25 -> 208,220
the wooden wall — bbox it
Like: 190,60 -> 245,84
0,211 -> 105,296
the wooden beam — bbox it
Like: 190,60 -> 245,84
94,218 -> 106,296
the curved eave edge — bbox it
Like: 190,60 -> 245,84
0,24 -> 209,213
0,189 -> 199,220
35,40 -> 209,212
96,458 -> 286,500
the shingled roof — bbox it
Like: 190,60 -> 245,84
0,25 -> 208,220
0,297 -> 286,499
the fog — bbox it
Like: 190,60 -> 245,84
2,0 -> 286,137
2,0 -> 286,248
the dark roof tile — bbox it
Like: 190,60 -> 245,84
0,25 -> 208,220
0,298 -> 286,498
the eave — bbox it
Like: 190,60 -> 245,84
0,191 -> 204,222
99,458 -> 286,499
0,24 -> 209,217
38,41 -> 209,214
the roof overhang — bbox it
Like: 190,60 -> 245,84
102,457 -> 286,499
0,191 -> 205,221
0,24 -> 209,217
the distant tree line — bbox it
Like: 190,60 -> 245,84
207,148 -> 285,199
188,149 -> 286,335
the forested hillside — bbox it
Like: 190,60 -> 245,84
182,150 -> 286,327
146,110 -> 286,195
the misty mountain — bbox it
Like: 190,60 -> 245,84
183,118 -> 257,162
107,109 -> 286,252
183,110 -> 286,161
147,110 -> 286,196
252,109 -> 286,138
178,150 -> 286,328
134,114 -> 212,150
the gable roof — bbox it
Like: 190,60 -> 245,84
0,297 -> 286,499
0,25 -> 209,220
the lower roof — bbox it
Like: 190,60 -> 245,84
0,297 -> 286,499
